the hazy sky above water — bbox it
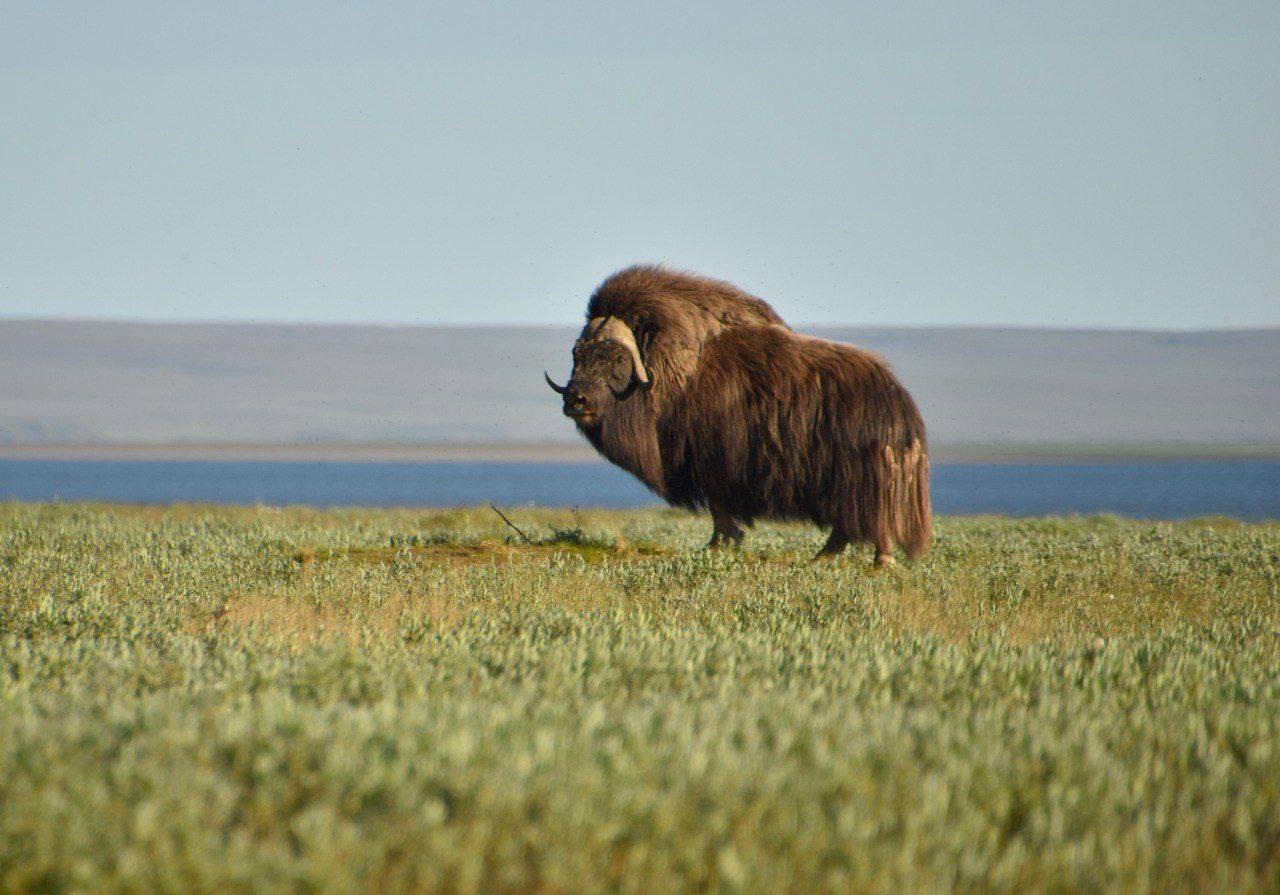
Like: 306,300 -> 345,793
2,2 -> 1277,328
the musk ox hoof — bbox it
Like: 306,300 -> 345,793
707,534 -> 744,550
874,552 -> 896,568
708,513 -> 745,549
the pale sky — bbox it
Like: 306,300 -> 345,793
2,1 -> 1277,328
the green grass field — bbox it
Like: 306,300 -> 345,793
2,503 -> 1278,894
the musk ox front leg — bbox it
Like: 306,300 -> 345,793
708,508 -> 745,549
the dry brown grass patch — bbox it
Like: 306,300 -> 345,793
291,538 -> 670,571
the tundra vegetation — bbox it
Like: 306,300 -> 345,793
1,502 -> 1279,894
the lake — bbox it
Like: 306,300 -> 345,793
0,459 -> 1276,520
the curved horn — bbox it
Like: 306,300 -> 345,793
611,376 -> 640,401
587,317 -> 650,391
544,371 -> 567,394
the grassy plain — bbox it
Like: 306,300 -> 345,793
1,503 -> 1278,894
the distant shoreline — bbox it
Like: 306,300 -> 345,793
2,442 -> 1278,464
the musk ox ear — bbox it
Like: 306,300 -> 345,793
586,316 -> 650,394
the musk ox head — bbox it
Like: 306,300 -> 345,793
545,316 -> 650,427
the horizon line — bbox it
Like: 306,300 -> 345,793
3,314 -> 1278,336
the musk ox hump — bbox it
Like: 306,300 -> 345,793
586,265 -> 789,396
588,265 -> 787,332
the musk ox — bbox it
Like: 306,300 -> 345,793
545,266 -> 930,565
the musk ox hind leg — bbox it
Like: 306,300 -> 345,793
816,527 -> 849,560
707,508 -> 746,549
816,528 -> 895,566
874,535 -> 896,568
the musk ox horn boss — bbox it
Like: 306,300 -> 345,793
545,266 -> 931,565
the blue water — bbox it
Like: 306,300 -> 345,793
0,459 -> 1276,520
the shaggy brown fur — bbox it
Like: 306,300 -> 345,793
551,265 -> 931,562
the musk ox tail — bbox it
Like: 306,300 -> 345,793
877,439 -> 932,559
